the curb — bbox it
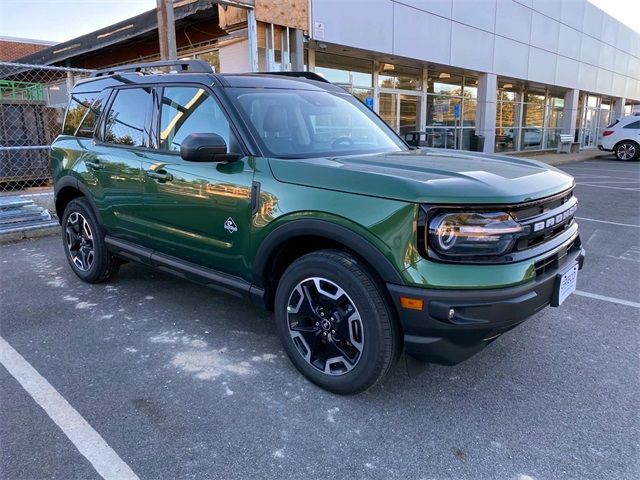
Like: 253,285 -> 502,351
0,222 -> 60,244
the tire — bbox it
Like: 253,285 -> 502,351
274,249 -> 401,395
615,141 -> 639,161
61,198 -> 118,283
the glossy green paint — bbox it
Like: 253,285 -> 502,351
138,151 -> 254,277
52,137 -> 146,244
250,157 -> 420,278
401,257 -> 536,289
268,150 -> 575,204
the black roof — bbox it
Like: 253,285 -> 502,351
73,71 -> 346,94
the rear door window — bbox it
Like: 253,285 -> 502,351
103,88 -> 153,147
623,121 -> 640,129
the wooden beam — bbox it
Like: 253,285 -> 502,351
157,0 -> 177,60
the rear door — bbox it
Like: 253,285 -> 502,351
140,85 -> 255,278
89,86 -> 154,244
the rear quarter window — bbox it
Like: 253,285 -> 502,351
623,121 -> 640,129
62,92 -> 102,137
102,87 -> 152,147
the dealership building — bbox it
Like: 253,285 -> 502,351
17,0 -> 640,154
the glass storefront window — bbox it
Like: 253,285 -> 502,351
496,101 -> 519,128
315,52 -> 373,87
351,88 -> 374,107
428,72 -> 463,96
496,91 -> 520,152
399,94 -> 420,135
525,92 -> 545,103
378,64 -> 421,90
496,128 -> 517,152
379,92 -> 397,131
498,91 -> 518,102
523,103 -> 544,127
426,95 -> 460,126
462,98 -> 476,127
463,77 -> 478,98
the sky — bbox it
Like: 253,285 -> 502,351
0,0 -> 639,44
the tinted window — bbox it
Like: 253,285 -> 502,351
606,119 -> 619,128
623,121 -> 640,129
231,89 -> 405,158
159,87 -> 230,151
103,88 -> 152,147
63,93 -> 101,137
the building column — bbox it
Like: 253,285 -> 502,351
562,89 -> 580,139
289,29 -> 304,71
613,97 -> 626,119
476,73 -> 497,153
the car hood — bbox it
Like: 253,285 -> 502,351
268,149 -> 575,204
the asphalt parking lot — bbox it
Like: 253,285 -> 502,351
1,159 -> 639,480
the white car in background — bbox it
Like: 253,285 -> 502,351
598,116 -> 640,161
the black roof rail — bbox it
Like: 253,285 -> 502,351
255,71 -> 330,83
90,59 -> 213,77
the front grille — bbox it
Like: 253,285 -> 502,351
534,236 -> 580,276
510,188 -> 577,253
510,189 -> 574,221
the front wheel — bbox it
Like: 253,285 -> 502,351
274,250 -> 401,395
615,141 -> 639,161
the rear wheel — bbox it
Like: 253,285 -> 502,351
61,198 -> 118,283
615,141 -> 639,161
274,250 -> 401,395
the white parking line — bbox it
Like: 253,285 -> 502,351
0,336 -> 139,480
575,216 -> 640,228
564,166 -> 640,175
570,173 -> 640,180
574,291 -> 640,309
574,180 -> 640,184
576,183 -> 640,191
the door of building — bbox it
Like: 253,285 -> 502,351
378,90 -> 422,140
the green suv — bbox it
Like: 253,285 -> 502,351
51,60 -> 585,394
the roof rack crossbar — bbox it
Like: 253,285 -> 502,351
255,71 -> 331,83
90,59 -> 213,77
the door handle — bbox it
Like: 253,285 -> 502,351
85,160 -> 102,170
146,169 -> 173,182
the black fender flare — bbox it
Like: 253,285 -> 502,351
252,219 -> 405,287
54,175 -> 104,225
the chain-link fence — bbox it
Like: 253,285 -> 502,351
0,62 -> 94,192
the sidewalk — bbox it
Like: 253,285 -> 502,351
506,148 -> 614,167
0,191 -> 59,243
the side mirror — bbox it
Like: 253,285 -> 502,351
180,133 -> 240,163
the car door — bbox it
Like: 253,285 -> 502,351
88,86 -> 154,244
140,85 -> 255,278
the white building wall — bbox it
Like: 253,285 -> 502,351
310,0 -> 640,101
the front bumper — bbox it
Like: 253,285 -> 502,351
387,245 -> 585,365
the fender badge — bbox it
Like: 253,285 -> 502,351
224,217 -> 238,234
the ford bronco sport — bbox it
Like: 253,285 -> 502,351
51,60 -> 585,394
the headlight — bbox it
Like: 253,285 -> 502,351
428,211 -> 525,257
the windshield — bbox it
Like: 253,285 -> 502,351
229,88 -> 407,158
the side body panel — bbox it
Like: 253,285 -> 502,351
140,153 -> 255,277
51,137 -> 146,244
249,157 -> 419,285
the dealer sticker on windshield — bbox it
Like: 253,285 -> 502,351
555,263 -> 579,306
